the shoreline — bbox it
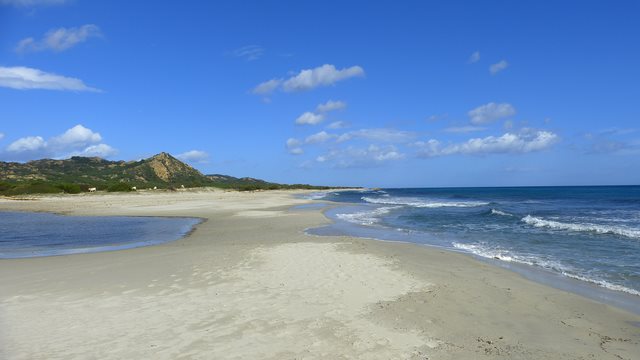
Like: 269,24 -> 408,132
1,190 -> 639,359
308,201 -> 640,315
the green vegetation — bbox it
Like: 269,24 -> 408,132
107,183 -> 134,192
0,181 -> 87,195
0,152 -> 344,196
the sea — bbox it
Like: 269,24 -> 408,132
0,211 -> 201,258
304,186 -> 640,311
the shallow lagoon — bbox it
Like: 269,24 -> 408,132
0,211 -> 201,258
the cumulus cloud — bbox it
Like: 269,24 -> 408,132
16,25 -> 101,53
286,132 -> 337,155
252,64 -> 364,95
489,60 -> 509,74
49,124 -> 102,150
316,100 -> 347,113
176,150 -> 210,163
415,130 -> 559,157
295,111 -> 324,125
283,64 -> 364,92
3,124 -> 116,161
230,45 -> 264,61
468,102 -> 515,124
468,51 -> 480,64
316,145 -> 404,168
0,66 -> 100,92
73,144 -> 117,158
6,136 -> 46,153
337,128 -> 416,143
0,0 -> 67,6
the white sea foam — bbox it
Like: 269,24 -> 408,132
490,209 -> 514,217
361,196 -> 488,208
453,242 -> 640,296
336,206 -> 401,226
522,215 -> 640,239
452,243 -> 562,269
304,192 -> 330,200
561,273 -> 640,297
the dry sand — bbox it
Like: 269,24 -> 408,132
0,189 -> 639,359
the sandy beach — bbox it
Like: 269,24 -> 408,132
0,189 -> 638,359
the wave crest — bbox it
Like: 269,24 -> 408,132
490,209 -> 514,217
336,206 -> 401,226
522,215 -> 640,239
361,196 -> 488,208
453,242 -> 640,296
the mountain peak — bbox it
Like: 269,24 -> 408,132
144,152 -> 201,182
149,152 -> 174,161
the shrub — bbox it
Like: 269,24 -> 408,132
0,182 -> 16,192
56,183 -> 82,194
107,183 -> 133,192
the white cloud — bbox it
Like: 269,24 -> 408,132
75,144 -> 117,158
0,66 -> 100,92
295,111 -> 324,125
176,150 -> 210,163
317,100 -> 346,113
283,64 -> 364,92
337,128 -> 416,143
49,124 -> 102,150
6,136 -> 46,153
230,45 -> 264,61
305,131 -> 335,144
415,130 -> 559,157
252,78 -> 282,95
286,138 -> 303,155
468,102 -> 515,124
16,25 -> 101,53
0,0 -> 67,6
3,124 -> 117,161
316,145 -> 404,168
443,126 -> 486,133
0,133 -> 4,141
489,60 -> 509,74
327,121 -> 348,129
468,51 -> 480,64
253,64 -> 364,95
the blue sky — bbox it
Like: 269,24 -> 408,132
0,0 -> 639,187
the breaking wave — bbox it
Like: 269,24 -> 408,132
490,209 -> 514,217
522,215 -> 640,239
336,206 -> 401,226
452,242 -> 640,297
361,196 -> 489,208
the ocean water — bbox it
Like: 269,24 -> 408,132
0,212 -> 201,258
304,186 -> 640,298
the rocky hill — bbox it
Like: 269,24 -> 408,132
0,152 -> 210,187
0,152 -> 335,194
